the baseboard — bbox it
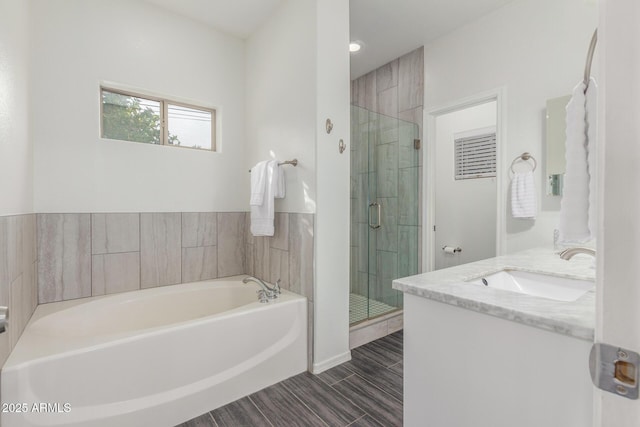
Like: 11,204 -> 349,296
311,351 -> 352,374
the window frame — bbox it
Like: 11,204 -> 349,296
100,86 -> 216,151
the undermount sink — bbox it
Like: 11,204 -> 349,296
466,270 -> 594,302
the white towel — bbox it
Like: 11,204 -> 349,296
250,160 -> 269,206
250,160 -> 285,236
558,79 -> 593,243
511,171 -> 537,219
586,77 -> 598,239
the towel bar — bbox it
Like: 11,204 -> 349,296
249,159 -> 298,172
583,29 -> 598,93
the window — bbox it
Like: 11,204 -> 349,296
100,87 -> 215,151
454,129 -> 496,180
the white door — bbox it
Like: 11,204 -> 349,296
433,101 -> 497,270
596,0 -> 640,425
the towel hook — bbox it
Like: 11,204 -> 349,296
510,152 -> 537,173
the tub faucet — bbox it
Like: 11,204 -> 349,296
559,247 -> 596,260
243,276 -> 280,299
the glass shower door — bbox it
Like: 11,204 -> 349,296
350,106 -> 420,325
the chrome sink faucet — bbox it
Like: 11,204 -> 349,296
559,247 -> 596,260
243,276 -> 281,300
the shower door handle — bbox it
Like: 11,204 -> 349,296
369,202 -> 382,230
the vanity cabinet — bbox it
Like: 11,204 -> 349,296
404,294 -> 592,427
394,249 -> 595,427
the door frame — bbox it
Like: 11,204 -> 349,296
595,0 -> 640,424
423,87 -> 507,272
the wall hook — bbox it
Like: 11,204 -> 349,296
326,118 -> 333,134
339,139 -> 346,154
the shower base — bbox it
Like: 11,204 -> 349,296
349,293 -> 398,325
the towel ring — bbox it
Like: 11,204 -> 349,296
510,152 -> 537,173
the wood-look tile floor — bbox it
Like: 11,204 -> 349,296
176,330 -> 403,427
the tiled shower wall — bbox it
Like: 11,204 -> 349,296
0,214 -> 38,367
351,47 -> 424,133
350,47 -> 424,305
37,212 -> 314,304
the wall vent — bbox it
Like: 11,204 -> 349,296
454,131 -> 496,180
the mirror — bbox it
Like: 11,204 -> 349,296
546,95 -> 571,196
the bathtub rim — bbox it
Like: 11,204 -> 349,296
3,276 -> 306,371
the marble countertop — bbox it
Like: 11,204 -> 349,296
393,248 -> 595,341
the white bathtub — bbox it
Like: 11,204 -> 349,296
1,276 -> 307,427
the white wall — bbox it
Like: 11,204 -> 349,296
245,0 -> 351,373
434,102 -> 497,269
246,0 -> 350,372
313,0 -> 351,372
245,0 -> 317,214
0,0 -> 32,215
30,0 -> 247,213
424,0 -> 597,253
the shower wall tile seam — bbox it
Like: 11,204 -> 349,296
85,249 -> 141,256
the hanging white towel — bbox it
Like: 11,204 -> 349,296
250,160 -> 269,206
250,160 -> 285,236
586,77 -> 598,239
511,171 -> 537,219
558,80 -> 592,243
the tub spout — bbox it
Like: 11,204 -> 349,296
243,276 -> 280,299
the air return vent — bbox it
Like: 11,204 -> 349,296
454,131 -> 496,180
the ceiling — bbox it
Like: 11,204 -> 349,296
143,0 -> 283,39
143,0 -> 516,78
349,0 -> 516,79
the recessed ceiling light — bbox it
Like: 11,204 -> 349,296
349,42 -> 362,53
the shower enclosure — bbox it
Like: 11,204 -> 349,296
350,106 -> 420,325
